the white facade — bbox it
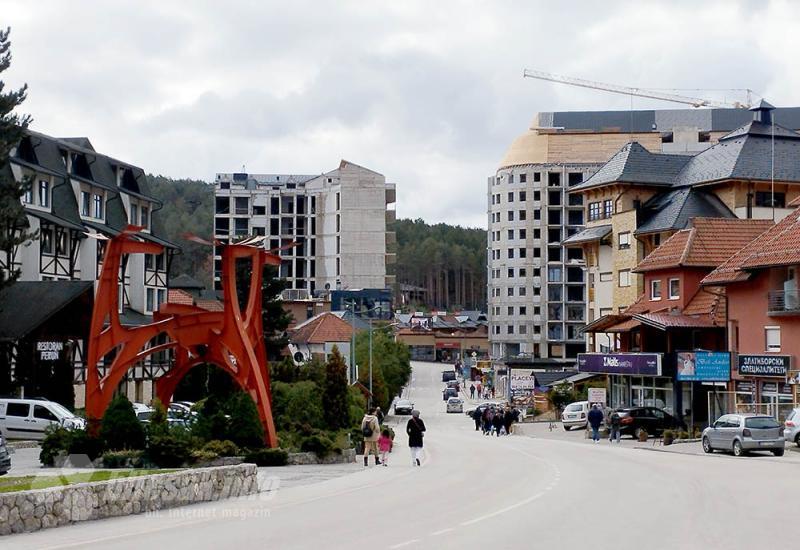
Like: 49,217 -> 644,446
213,160 -> 396,296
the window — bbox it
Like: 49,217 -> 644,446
38,180 -> 50,207
766,326 -> 781,352
6,403 -> 29,417
34,405 -> 58,421
519,191 -> 526,202
146,288 -> 155,312
568,173 -> 583,186
600,272 -> 613,282
508,211 -> 514,222
93,193 -> 104,219
519,229 -> 526,240
519,306 -> 527,315
533,229 -> 541,239
533,190 -> 541,201
618,232 -> 631,249
588,202 -> 601,221
604,199 -> 613,219
140,205 -> 149,229
755,191 -> 786,208
519,287 -> 526,296
336,192 -> 340,210
130,204 -> 138,224
548,190 -> 562,206
508,174 -> 514,184
56,231 -> 67,256
548,267 -> 562,282
669,278 -> 680,299
23,186 -> 33,204
41,229 -> 53,254
519,248 -> 527,258
519,325 -> 527,334
519,210 -> 526,221
508,268 -> 514,278
507,287 -> 514,297
508,229 -> 514,240
533,210 -> 541,220
650,279 -> 662,300
508,192 -> 514,202
519,268 -> 526,277
519,174 -> 527,183
533,173 -> 541,183
507,306 -> 514,315
80,191 -> 90,216
508,249 -> 514,259
619,269 -> 631,287
507,325 -> 514,334
157,288 -> 166,308
145,254 -> 154,270
491,194 -> 496,205
533,248 -> 541,258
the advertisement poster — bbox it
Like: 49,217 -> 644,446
509,369 -> 536,398
676,351 -> 730,382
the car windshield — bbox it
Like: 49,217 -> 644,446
745,417 -> 780,429
137,411 -> 152,420
47,402 -> 73,418
566,403 -> 583,412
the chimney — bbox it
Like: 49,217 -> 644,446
750,99 -> 775,125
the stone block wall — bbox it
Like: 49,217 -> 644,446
0,464 -> 259,536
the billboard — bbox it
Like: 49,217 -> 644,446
676,351 -> 730,382
509,369 -> 536,397
577,353 -> 662,376
737,354 -> 790,377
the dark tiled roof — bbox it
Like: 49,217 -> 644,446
571,142 -> 691,191
170,274 -> 205,290
636,188 -> 734,235
562,224 -> 612,246
0,281 -> 93,341
535,370 -> 578,387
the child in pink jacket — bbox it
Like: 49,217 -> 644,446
378,428 -> 393,467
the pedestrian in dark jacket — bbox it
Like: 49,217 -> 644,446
406,410 -> 426,466
587,405 -> 604,442
493,410 -> 504,437
470,384 -> 476,399
503,408 -> 515,435
608,411 -> 621,443
375,407 -> 385,426
482,407 -> 494,435
472,408 -> 482,431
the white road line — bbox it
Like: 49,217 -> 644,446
389,538 -> 420,548
430,527 -> 454,536
460,491 -> 547,526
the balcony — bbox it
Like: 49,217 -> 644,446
768,289 -> 800,315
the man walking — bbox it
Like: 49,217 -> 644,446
361,408 -> 382,466
470,384 -> 476,399
472,407 -> 482,431
608,409 -> 621,443
587,404 -> 604,443
406,410 -> 426,466
375,406 -> 385,426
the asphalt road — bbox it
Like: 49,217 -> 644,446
6,360 -> 800,549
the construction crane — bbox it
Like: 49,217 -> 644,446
523,69 -> 754,109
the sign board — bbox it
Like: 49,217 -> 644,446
509,369 -> 536,398
676,351 -> 730,382
587,387 -> 607,406
37,341 -> 64,361
577,353 -> 662,376
737,354 -> 790,377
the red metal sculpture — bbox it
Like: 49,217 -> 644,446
84,227 -> 279,447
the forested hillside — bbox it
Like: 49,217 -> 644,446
147,175 -> 214,284
394,218 -> 486,312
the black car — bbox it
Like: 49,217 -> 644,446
442,371 -> 456,382
617,407 -> 685,439
0,434 -> 11,475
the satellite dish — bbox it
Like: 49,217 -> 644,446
324,283 -> 331,290
293,352 -> 306,364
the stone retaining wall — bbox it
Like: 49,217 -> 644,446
287,448 -> 356,465
0,464 -> 259,536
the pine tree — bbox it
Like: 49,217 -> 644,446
0,27 -> 36,289
323,346 -> 349,430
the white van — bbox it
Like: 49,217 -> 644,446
561,401 -> 590,430
0,398 -> 86,440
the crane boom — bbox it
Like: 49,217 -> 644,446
523,69 -> 749,109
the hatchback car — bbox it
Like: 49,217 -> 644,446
0,434 -> 10,475
442,371 -> 456,382
616,406 -> 684,439
394,399 -> 414,415
784,408 -> 800,446
446,398 -> 464,413
561,401 -> 589,430
703,413 -> 785,456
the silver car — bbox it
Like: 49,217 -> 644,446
702,413 -> 785,457
784,408 -> 800,446
446,398 -> 463,413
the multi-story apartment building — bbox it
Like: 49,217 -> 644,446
213,160 -> 396,297
489,104 -> 800,364
4,129 -> 176,406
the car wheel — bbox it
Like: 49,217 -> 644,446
773,448 -> 785,457
795,434 -> 800,448
563,425 -> 571,431
732,440 -> 745,457
702,437 -> 713,453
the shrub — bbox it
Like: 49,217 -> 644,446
225,392 -> 264,449
300,433 -> 334,457
244,448 -> 288,467
147,398 -> 169,439
40,426 -> 72,466
272,381 -> 326,431
67,428 -> 105,460
202,439 -> 240,457
190,449 -> 219,462
147,432 -> 192,468
323,347 -> 350,430
101,394 -> 145,451
102,449 -> 145,468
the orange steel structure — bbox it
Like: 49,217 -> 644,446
84,227 -> 280,447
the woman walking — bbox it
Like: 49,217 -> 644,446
406,410 -> 426,466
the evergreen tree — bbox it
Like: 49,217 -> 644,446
235,260 -> 293,361
322,346 -> 349,430
0,27 -> 37,290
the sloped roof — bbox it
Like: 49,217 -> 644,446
562,225 -> 612,246
0,281 -> 93,341
635,188 -> 734,235
703,208 -> 800,284
571,142 -> 691,191
291,312 -> 354,344
635,218 -> 773,272
170,274 -> 205,290
634,311 -> 718,330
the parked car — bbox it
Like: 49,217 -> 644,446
703,413 -> 785,456
616,406 -> 684,439
446,380 -> 460,392
784,408 -> 800,446
0,398 -> 85,440
465,401 -> 505,417
442,387 -> 459,401
446,398 -> 464,413
0,433 -> 10,475
561,401 -> 590,430
442,371 -> 456,382
394,399 -> 414,415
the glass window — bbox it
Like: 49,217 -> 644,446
600,272 -> 612,282
755,191 -> 785,208
604,199 -> 613,219
548,267 -> 562,282
34,405 -> 58,421
519,210 -> 527,221
520,306 -> 527,315
130,203 -> 138,224
56,231 -> 67,256
39,180 -> 50,207
41,229 -> 53,255
93,193 -> 104,219
508,211 -> 514,222
81,191 -> 90,216
507,287 -> 514,297
519,191 -> 526,202
6,403 -> 30,417
519,287 -> 526,296
766,327 -> 781,352
745,416 -> 780,429
140,205 -> 150,229
23,186 -> 33,204
146,288 -> 155,311
519,229 -> 526,240
508,192 -> 514,202
669,278 -> 680,299
588,202 -> 601,221
651,279 -> 662,300
619,270 -> 631,287
618,232 -> 631,249
508,229 -> 514,240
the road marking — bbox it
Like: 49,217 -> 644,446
389,539 -> 420,548
430,527 -> 454,536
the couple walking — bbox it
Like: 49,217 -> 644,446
361,408 -> 426,467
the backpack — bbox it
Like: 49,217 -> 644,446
362,418 -> 374,438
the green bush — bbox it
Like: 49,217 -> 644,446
244,448 -> 288,466
102,449 -> 145,468
225,392 -> 264,449
202,439 -> 240,457
300,433 -> 334,457
190,449 -> 219,462
271,381 -> 326,431
40,426 -> 72,466
67,428 -> 105,460
147,432 -> 191,468
147,398 -> 169,439
101,394 -> 145,451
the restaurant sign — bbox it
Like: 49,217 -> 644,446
37,341 -> 64,361
577,353 -> 662,376
737,354 -> 790,377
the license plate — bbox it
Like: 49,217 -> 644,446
759,441 -> 775,446
568,415 -> 576,419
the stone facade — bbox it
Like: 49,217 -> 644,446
0,464 -> 258,536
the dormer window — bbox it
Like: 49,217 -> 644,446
38,180 -> 50,208
140,205 -> 149,230
130,204 -> 138,225
81,191 -> 90,216
23,186 -> 33,204
93,193 -> 104,219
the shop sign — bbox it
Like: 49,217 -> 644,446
736,381 -> 755,393
509,369 -> 536,397
36,341 -> 64,361
676,351 -> 730,382
737,354 -> 790,377
577,353 -> 661,376
587,387 -> 607,406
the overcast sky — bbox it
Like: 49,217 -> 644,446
5,1 -> 800,228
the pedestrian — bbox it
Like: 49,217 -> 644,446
587,404 -> 604,443
472,407 -> 482,431
476,382 -> 482,397
490,386 -> 495,399
470,384 -> 476,399
504,407 -> 514,436
361,408 -> 382,466
375,406 -> 385,426
378,428 -> 392,466
493,410 -> 504,437
483,407 -> 494,435
406,410 -> 426,466
608,410 -> 621,443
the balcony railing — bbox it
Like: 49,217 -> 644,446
768,289 -> 800,314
